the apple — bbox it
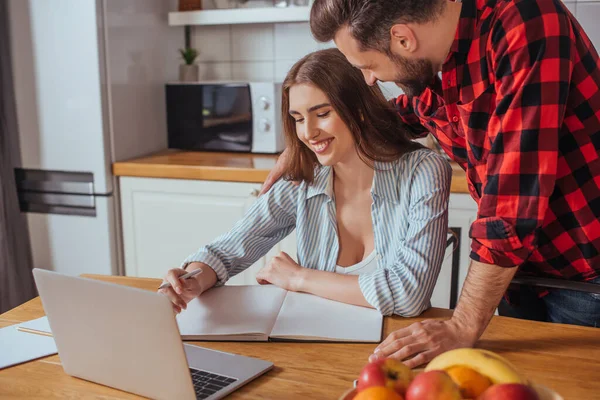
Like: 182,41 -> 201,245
405,371 -> 461,400
478,383 -> 540,400
357,358 -> 413,395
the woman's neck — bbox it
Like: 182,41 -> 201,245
332,150 -> 374,192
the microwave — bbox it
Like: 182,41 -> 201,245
165,81 -> 284,154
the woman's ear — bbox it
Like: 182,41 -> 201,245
359,110 -> 365,122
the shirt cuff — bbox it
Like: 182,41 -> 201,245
181,250 -> 229,287
469,217 -> 534,267
358,270 -> 395,316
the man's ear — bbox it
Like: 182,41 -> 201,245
390,24 -> 418,55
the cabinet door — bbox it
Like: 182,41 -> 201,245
429,232 -> 457,309
120,177 -> 264,279
447,193 -> 478,306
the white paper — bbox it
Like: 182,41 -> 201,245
270,291 -> 383,342
176,285 -> 288,340
17,316 -> 52,335
0,322 -> 57,370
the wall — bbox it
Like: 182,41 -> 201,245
190,0 -> 600,100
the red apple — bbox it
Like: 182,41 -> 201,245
357,358 -> 413,395
478,383 -> 540,400
405,371 -> 461,400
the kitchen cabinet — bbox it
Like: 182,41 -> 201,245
447,193 -> 478,304
120,177 -> 266,281
119,177 -> 476,309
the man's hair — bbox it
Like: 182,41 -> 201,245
310,0 -> 446,53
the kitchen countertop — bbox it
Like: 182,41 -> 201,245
113,150 -> 469,194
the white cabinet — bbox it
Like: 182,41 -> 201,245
447,193 -> 478,306
121,177 -> 257,280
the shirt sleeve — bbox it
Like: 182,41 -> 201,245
358,153 -> 452,316
469,3 -> 574,267
181,179 -> 297,286
389,95 -> 430,139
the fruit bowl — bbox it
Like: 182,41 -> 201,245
338,383 -> 563,400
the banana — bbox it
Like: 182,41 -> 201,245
424,348 -> 528,385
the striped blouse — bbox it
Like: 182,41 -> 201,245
182,148 -> 452,317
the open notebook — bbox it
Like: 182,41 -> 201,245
176,285 -> 383,343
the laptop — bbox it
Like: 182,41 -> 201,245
32,269 -> 273,400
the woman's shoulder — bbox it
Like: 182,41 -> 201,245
388,147 -> 452,176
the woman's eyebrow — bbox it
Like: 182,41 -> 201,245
308,103 -> 330,112
289,103 -> 330,115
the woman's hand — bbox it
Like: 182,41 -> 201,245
158,263 -> 217,313
256,252 -> 304,292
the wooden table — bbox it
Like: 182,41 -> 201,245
1,275 -> 599,399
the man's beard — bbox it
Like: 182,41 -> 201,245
389,52 -> 435,97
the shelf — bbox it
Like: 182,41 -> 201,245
168,7 -> 310,26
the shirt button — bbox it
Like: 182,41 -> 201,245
452,115 -> 459,122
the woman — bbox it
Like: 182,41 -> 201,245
160,48 -> 452,317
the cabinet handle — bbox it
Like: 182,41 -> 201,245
250,189 -> 260,197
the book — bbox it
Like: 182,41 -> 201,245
175,285 -> 383,343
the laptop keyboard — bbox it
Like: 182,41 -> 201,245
189,368 -> 238,399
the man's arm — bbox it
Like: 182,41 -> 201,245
371,260 -> 518,368
451,260 -> 518,340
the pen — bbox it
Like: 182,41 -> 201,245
157,268 -> 203,290
17,327 -> 53,337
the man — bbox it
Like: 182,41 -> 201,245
262,0 -> 600,366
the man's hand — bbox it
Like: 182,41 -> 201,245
370,318 -> 478,368
256,251 -> 304,292
260,147 -> 290,195
370,260 -> 519,368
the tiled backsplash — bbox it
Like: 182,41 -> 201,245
191,22 -> 334,81
190,0 -> 596,100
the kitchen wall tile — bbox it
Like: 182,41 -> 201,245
197,62 -> 233,80
231,24 -> 274,61
563,1 -> 576,15
232,61 -> 274,80
274,59 -> 297,81
274,22 -> 320,60
192,25 -> 232,62
576,2 -> 600,49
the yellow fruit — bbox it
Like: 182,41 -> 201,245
446,365 -> 493,398
424,349 -> 527,385
354,386 -> 404,400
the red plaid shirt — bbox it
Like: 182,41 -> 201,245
392,0 -> 600,285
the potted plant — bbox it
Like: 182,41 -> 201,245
179,47 -> 199,82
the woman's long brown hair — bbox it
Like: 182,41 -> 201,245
281,48 -> 423,183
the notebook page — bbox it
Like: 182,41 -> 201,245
176,285 -> 288,340
269,292 -> 383,342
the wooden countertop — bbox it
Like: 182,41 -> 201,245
113,150 -> 470,194
2,275 -> 600,399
